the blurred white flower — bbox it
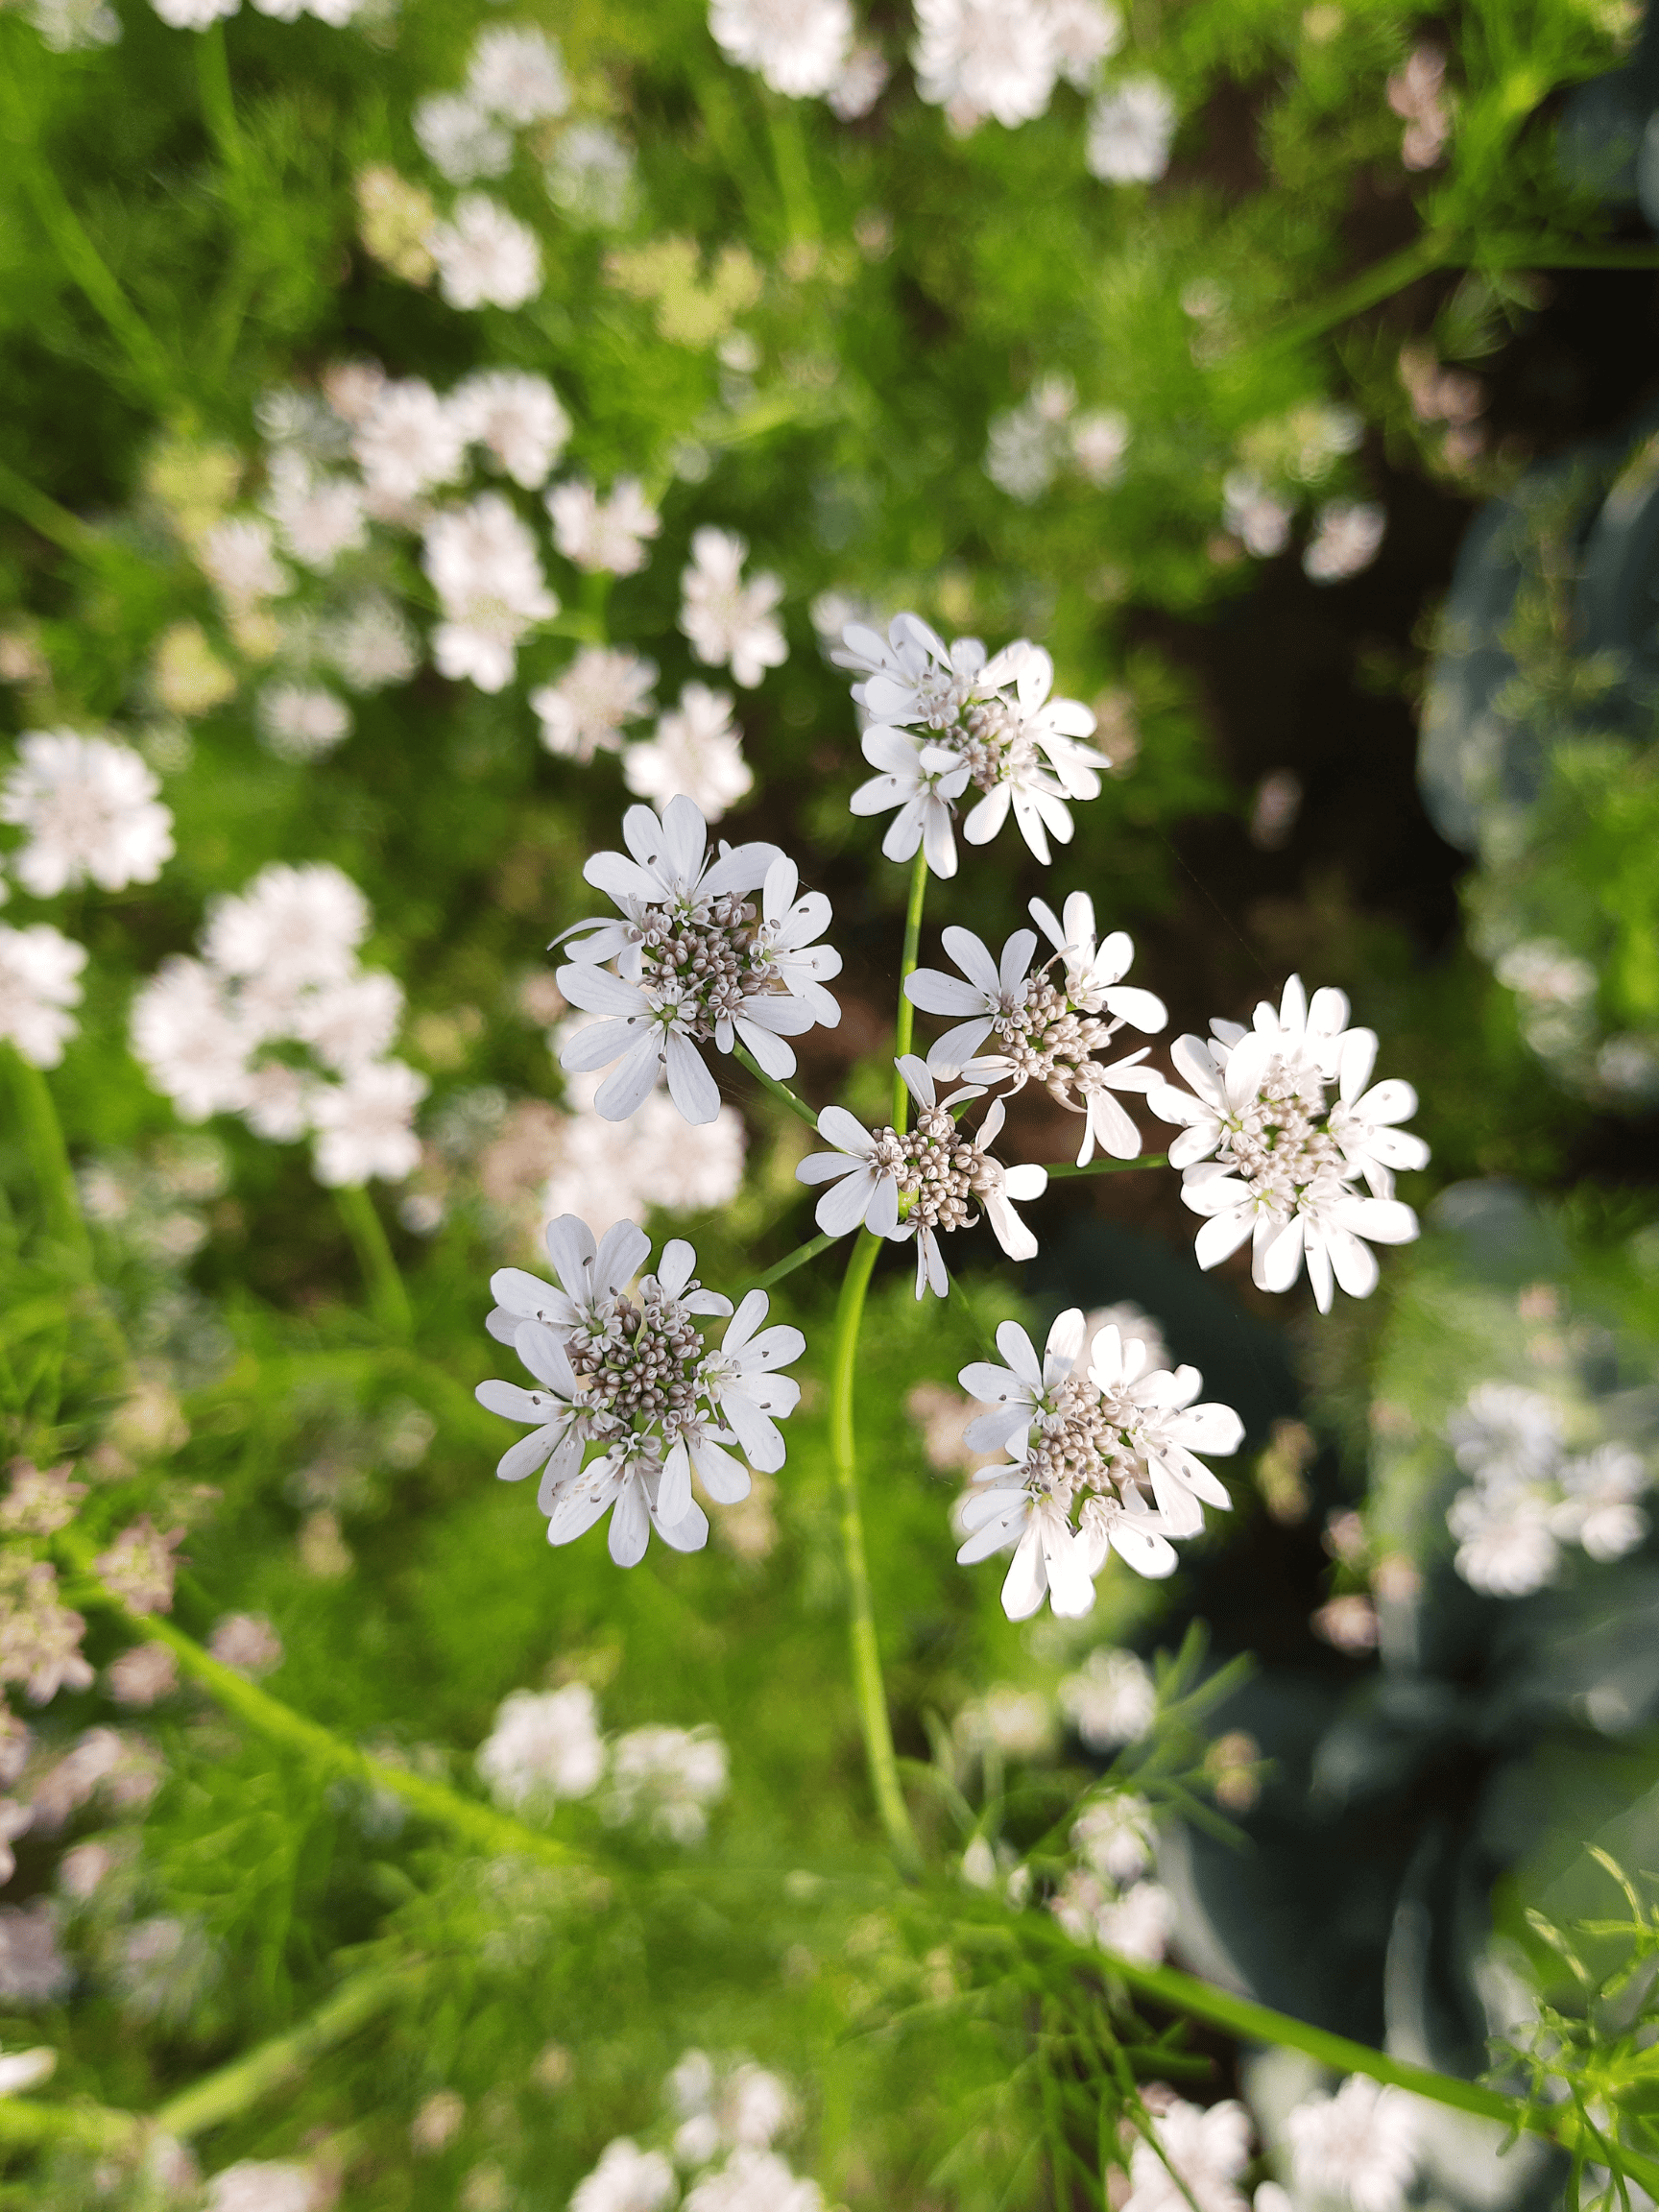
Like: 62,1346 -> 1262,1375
200,517 -> 289,610
1045,0 -> 1120,87
1287,2076 -> 1420,2212
709,0 -> 853,99
1222,469 -> 1292,558
1058,1645 -> 1157,1747
0,924 -> 85,1068
913,0 -> 1060,131
532,647 -> 659,763
429,195 -> 543,311
1071,1791 -> 1155,1881
423,493 -> 558,692
263,453 -> 368,570
310,1059 -> 428,1185
1448,1485 -> 1560,1597
477,1684 -> 605,1809
548,478 -> 661,574
325,593 -> 419,691
353,378 -> 469,502
256,684 -> 352,762
1095,1877 -> 1175,1962
208,1614 -> 283,1675
546,123 -> 638,228
828,40 -> 890,118
571,2138 -> 676,2212
1387,46 -> 1449,171
452,370 -> 571,489
1071,408 -> 1130,485
1304,500 -> 1385,584
624,684 -> 753,822
29,0 -> 120,48
415,93 -> 513,183
467,24 -> 570,125
205,2160 -> 315,2212
680,527 -> 787,688
204,862 -> 367,988
1122,2097 -> 1251,2212
1,732 -> 174,895
0,2045 -> 56,2095
1087,76 -> 1177,182
149,0 -> 236,27
685,2148 -> 821,2211
605,1722 -> 729,1842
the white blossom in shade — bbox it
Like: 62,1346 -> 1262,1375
836,615 -> 1108,865
204,862 -> 368,989
546,123 -> 639,228
548,478 -> 661,575
986,398 -> 1065,502
605,1722 -> 729,1842
554,798 -> 836,1119
905,907 -> 1165,1164
107,1642 -> 180,1708
1123,2099 -> 1251,2212
1087,76 -> 1178,181
1045,0 -> 1121,87
798,1055 -> 1047,1297
1286,2077 -> 1420,2212
849,728 -> 972,878
708,0 -> 853,98
29,0 -> 120,50
1446,1382 -> 1562,1485
293,968 -> 404,1074
532,647 -> 659,762
1554,1444 -> 1649,1562
204,2161 -> 314,2212
1147,975 -> 1424,1312
1072,1791 -> 1155,1881
912,0 -> 1060,131
130,957 -> 251,1120
430,194 -> 543,311
477,1683 -> 604,1809
1304,499 -> 1385,583
625,685 -> 753,822
1071,407 -> 1130,485
467,24 -> 570,124
414,93 -> 512,183
680,528 -> 787,689
1222,469 -> 1292,558
1059,1646 -> 1157,1748
207,1614 -> 283,1675
0,925 -> 85,1069
1096,1878 -> 1175,1961
352,378 -> 469,502
324,593 -> 419,691
422,493 -> 558,693
1447,1484 -> 1559,1598
685,2149 -> 822,2212
262,453 -> 367,573
3,732 -> 173,897
571,2139 -> 677,2212
956,1313 -> 1242,1615
476,1230 -> 804,1564
199,517 -> 289,610
309,1058 -> 427,1185
256,683 -> 352,761
828,40 -> 890,118
0,2045 -> 56,2095
451,370 -> 571,490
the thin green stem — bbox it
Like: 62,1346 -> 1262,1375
1098,1950 -> 1659,2194
891,845 -> 929,1132
732,1041 -> 820,1131
1258,229 -> 1455,361
333,1183 -> 414,1340
1,1044 -> 90,1272
1045,1152 -> 1169,1180
195,22 -> 246,179
746,1229 -> 837,1295
0,459 -> 102,563
69,1575 -> 584,1874
762,93 -> 819,244
827,1230 -> 921,1872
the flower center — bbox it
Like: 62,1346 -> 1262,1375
1215,1051 -> 1343,1214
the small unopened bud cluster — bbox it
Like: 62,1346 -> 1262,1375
958,697 -> 1041,794
566,1280 -> 709,1452
633,891 -> 780,1041
880,1103 -> 1003,1237
1220,1054 -> 1345,1211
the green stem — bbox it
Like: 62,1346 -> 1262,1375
70,1578 -> 584,1875
1045,1152 -> 1169,1180
1,1043 -> 91,1272
732,1041 -> 820,1131
892,845 -> 929,1132
195,22 -> 246,179
1099,1951 -> 1659,2193
827,1229 -> 920,1873
1259,229 -> 1456,361
762,93 -> 819,244
0,459 -> 102,563
333,1183 -> 414,1340
746,1229 -> 836,1295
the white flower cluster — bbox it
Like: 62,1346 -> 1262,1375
837,613 -> 1110,870
913,0 -> 1124,133
680,527 -> 787,691
474,1681 -> 731,1842
1147,975 -> 1427,1312
1221,403 -> 1382,583
904,895 -> 1167,1165
131,862 -> 426,1187
1086,75 -> 1178,182
1444,1381 -> 1651,1598
985,373 -> 1131,502
149,0 -> 360,36
570,2049 -> 819,2212
1121,2096 -> 1251,2212
1286,2075 -> 1421,2212
0,925 -> 86,1070
797,1055 -> 1048,1299
555,797 -> 841,1124
707,0 -> 890,119
475,1216 -> 804,1566
955,1310 -> 1242,1617
1058,1643 -> 1157,1748
414,24 -> 570,182
1051,1788 -> 1173,1962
